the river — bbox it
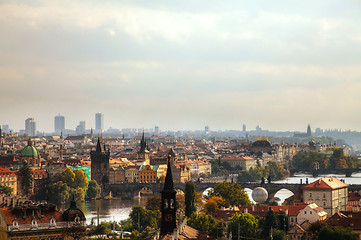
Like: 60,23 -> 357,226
75,173 -> 361,224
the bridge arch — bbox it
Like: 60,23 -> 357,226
270,188 -> 295,204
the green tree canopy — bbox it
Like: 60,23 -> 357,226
129,206 -> 159,232
0,185 -> 13,195
73,169 -> 89,189
146,196 -> 161,212
87,180 -> 101,200
229,213 -> 258,239
50,181 -> 70,204
210,181 -> 251,206
185,181 -> 196,217
318,226 -> 359,240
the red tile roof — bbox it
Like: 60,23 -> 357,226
302,177 -> 348,190
1,206 -> 63,225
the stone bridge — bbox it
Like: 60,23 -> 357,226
109,182 -> 361,202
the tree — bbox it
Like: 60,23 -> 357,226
262,207 -> 278,238
229,213 -> 258,239
187,212 -> 216,236
18,161 -> 33,196
211,181 -> 251,206
185,181 -> 196,217
146,196 -> 161,211
318,226 -> 359,240
0,185 -> 13,195
73,169 -> 88,189
203,196 -> 226,214
50,181 -> 70,204
203,198 -> 218,214
129,206 -> 159,232
271,229 -> 286,240
55,168 -> 75,188
70,187 -> 86,202
87,180 -> 101,200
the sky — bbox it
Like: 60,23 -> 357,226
1,0 -> 361,132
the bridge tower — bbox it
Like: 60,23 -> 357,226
90,137 -> 110,194
160,155 -> 177,236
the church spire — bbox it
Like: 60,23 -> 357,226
139,130 -> 147,153
160,154 -> 177,236
163,155 -> 175,193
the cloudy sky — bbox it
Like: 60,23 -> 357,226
1,0 -> 361,132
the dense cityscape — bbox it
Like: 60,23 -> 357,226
0,114 -> 361,239
2,1 -> 361,239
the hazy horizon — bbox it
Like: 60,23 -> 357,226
1,1 -> 361,132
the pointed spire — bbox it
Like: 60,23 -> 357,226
138,129 -> 148,153
162,155 -> 175,193
96,137 -> 105,152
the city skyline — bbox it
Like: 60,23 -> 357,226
1,1 -> 361,132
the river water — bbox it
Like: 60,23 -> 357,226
76,173 -> 361,224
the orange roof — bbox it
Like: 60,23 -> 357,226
303,177 -> 348,190
0,206 -> 63,225
0,167 -> 16,176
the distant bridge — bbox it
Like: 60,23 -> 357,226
290,168 -> 361,177
110,181 -> 361,202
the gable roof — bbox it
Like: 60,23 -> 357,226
303,177 -> 348,190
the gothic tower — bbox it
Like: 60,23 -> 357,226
90,137 -> 110,194
137,131 -> 150,165
160,155 -> 177,236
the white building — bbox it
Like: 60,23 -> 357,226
302,177 -> 348,217
25,118 -> 36,136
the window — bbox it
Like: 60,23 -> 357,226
304,211 -> 307,214
323,193 -> 326,198
309,193 -> 312,198
310,211 -> 312,214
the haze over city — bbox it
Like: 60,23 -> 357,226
1,0 -> 361,132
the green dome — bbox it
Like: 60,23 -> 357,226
20,139 -> 39,157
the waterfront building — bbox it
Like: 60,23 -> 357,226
124,165 -> 139,183
302,177 -> 348,217
25,118 -> 36,137
54,114 -> 65,134
109,167 -> 125,184
139,165 -> 158,183
90,137 -> 110,193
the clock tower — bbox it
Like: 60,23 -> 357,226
160,154 -> 177,236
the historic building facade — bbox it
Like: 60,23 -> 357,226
90,137 -> 110,193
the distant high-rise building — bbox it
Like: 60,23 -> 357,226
205,126 -> 210,134
2,125 -> 9,134
154,126 -> 160,135
54,114 -> 65,133
242,124 -> 246,132
76,121 -> 86,135
307,124 -> 312,136
25,118 -> 36,136
95,113 -> 104,131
